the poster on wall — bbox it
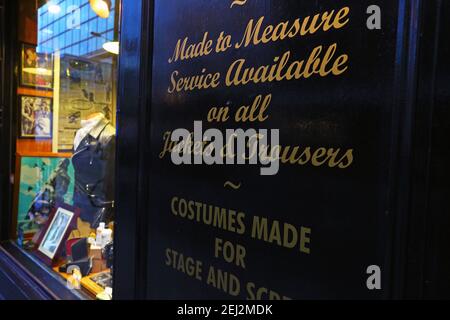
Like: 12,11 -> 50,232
147,0 -> 400,299
20,43 -> 53,89
16,156 -> 75,235
19,95 -> 53,139
57,55 -> 115,151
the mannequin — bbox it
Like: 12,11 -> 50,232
71,112 -> 116,234
87,112 -> 103,120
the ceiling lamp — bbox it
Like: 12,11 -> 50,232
89,0 -> 111,19
47,1 -> 61,14
91,32 -> 120,55
102,41 -> 120,55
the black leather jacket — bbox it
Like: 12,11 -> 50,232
72,118 -> 116,226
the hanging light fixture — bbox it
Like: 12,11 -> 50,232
91,32 -> 120,55
102,41 -> 120,55
89,0 -> 112,19
47,0 -> 61,14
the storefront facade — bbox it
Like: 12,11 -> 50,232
0,0 -> 449,300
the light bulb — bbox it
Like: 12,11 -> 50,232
90,0 -> 110,18
103,41 -> 119,55
48,3 -> 61,14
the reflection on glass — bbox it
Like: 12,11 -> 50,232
15,0 -> 120,300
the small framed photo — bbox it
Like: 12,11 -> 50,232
20,43 -> 53,89
35,204 -> 80,266
19,95 -> 53,139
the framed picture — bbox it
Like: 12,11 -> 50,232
19,95 -> 53,139
13,153 -> 75,238
35,204 -> 80,266
57,54 -> 115,151
20,43 -> 54,89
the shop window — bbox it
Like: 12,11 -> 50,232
13,0 -> 121,300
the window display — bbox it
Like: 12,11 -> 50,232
11,0 -> 121,300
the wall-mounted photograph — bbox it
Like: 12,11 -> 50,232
13,154 -> 75,238
20,43 -> 53,89
19,95 -> 53,139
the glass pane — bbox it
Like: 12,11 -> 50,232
15,0 -> 120,300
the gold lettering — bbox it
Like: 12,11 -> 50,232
168,32 -> 213,63
235,7 -> 350,49
226,44 -> 349,88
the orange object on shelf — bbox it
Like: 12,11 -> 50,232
53,264 -> 110,297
